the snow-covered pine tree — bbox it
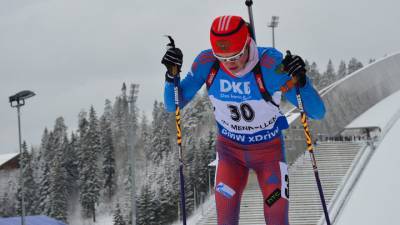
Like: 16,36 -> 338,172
113,203 -> 126,225
180,93 -> 214,190
146,102 -> 175,221
185,144 -> 197,214
109,84 -> 139,223
79,106 -> 102,222
149,192 -> 161,225
49,133 -> 69,223
181,92 -> 213,146
16,141 -> 37,216
112,83 -> 129,159
141,120 -> 152,164
136,113 -> 150,171
64,132 -> 79,193
347,57 -> 364,75
136,183 -> 153,225
121,161 -> 133,224
197,138 -> 211,194
149,101 -> 172,164
181,96 -> 202,143
100,111 -> 116,200
305,60 -> 317,86
77,110 -> 89,172
36,117 -> 68,222
320,59 -> 336,88
37,130 -> 55,215
307,62 -> 322,89
30,143 -> 43,198
337,60 -> 347,80
157,181 -> 177,224
161,151 -> 180,222
206,130 -> 216,163
304,60 -> 310,72
102,98 -> 114,182
128,84 -> 139,137
100,99 -> 116,200
150,101 -> 163,163
111,86 -> 131,215
26,147 -> 39,215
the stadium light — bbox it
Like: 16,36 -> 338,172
9,90 -> 36,225
268,16 -> 279,48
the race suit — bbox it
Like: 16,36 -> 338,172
164,47 -> 325,225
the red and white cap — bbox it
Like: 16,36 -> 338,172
210,15 -> 250,55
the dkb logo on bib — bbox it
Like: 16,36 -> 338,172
220,79 -> 251,95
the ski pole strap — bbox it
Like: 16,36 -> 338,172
280,79 -> 296,93
253,63 -> 280,108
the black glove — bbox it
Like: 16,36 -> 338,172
161,47 -> 183,81
281,51 -> 307,87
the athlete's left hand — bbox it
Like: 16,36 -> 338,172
282,51 -> 307,87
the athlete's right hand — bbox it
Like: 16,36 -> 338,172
161,47 -> 183,76
282,51 -> 307,87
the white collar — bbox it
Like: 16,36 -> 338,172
232,38 -> 259,77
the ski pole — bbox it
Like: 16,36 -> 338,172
165,35 -> 187,225
290,52 -> 331,225
245,0 -> 256,42
245,1 -> 330,222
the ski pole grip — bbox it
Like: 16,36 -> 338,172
245,0 -> 253,6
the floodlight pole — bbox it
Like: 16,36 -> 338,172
268,16 -> 279,48
272,26 -> 275,48
17,105 -> 25,225
9,90 -> 36,225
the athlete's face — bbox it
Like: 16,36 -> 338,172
217,44 -> 250,74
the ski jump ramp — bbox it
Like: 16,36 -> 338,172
285,52 -> 400,163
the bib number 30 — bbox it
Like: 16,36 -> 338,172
227,103 -> 255,122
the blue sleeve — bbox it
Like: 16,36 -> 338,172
164,49 -> 215,112
260,48 -> 326,120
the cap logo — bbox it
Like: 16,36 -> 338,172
217,16 -> 233,32
216,40 -> 232,52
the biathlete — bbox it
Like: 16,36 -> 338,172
162,15 -> 326,225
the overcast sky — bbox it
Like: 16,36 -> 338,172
1,0 -> 399,154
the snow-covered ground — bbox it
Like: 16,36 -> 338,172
336,90 -> 400,225
68,201 -> 113,225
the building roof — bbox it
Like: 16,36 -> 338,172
0,152 -> 19,167
336,89 -> 400,225
0,215 -> 66,225
346,90 -> 400,129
